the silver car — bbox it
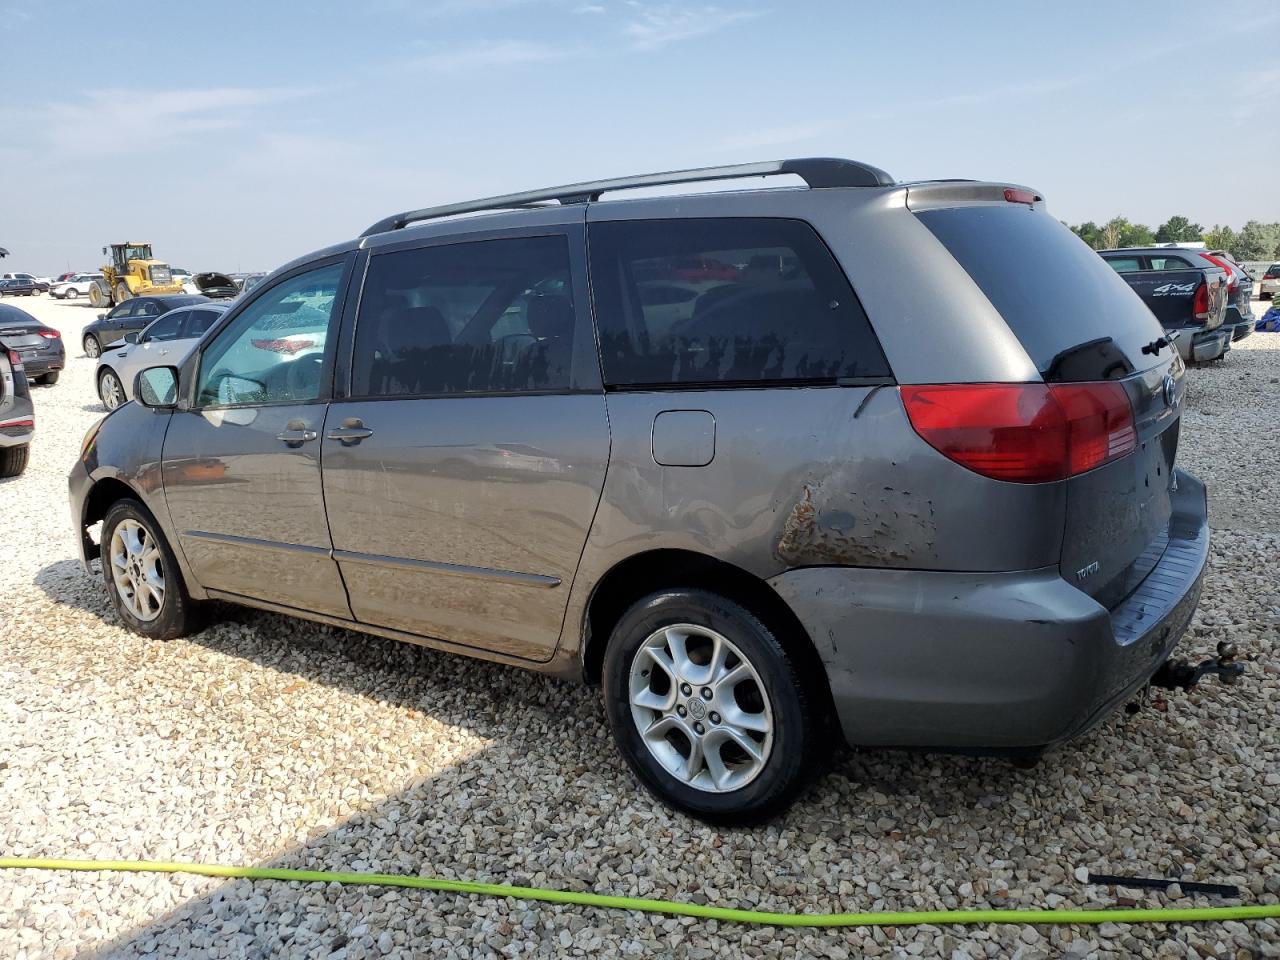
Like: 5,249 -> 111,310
95,303 -> 227,410
50,273 -> 104,300
69,159 -> 1210,823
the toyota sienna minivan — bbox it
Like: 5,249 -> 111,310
70,159 -> 1209,823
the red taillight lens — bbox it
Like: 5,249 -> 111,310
0,416 -> 34,429
1192,281 -> 1209,320
901,382 -> 1136,483
6,349 -> 22,367
1265,272 -> 1277,280
1003,187 -> 1040,205
38,328 -> 60,339
1202,254 -> 1237,293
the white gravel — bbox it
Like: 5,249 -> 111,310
1,296 -> 1278,959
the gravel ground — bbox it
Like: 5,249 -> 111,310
1,296 -> 1278,959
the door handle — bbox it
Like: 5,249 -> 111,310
327,418 -> 373,445
276,419 -> 318,447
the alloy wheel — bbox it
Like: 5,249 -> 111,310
100,371 -> 123,409
108,518 -> 165,621
628,623 -> 774,793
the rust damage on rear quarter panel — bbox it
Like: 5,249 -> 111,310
776,471 -> 937,568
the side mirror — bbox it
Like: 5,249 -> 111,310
134,366 -> 180,409
97,313 -> 106,321
123,332 -> 140,345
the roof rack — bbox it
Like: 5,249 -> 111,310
360,157 -> 895,237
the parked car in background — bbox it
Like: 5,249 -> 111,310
53,272 -> 77,284
233,272 -> 269,295
1260,263 -> 1279,300
0,304 -> 64,384
80,294 -> 210,359
50,273 -> 105,300
183,272 -> 239,299
1099,247 -> 1230,361
2,272 -> 50,292
0,278 -> 40,297
96,302 -> 229,409
72,159 -> 1211,823
0,337 -> 34,477
1196,250 -> 1254,341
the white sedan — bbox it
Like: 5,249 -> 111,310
95,303 -> 228,409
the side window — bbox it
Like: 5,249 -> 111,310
196,263 -> 344,407
1150,256 -> 1191,270
588,218 -> 889,387
182,309 -> 221,339
135,301 -> 162,319
1103,257 -> 1143,273
351,235 -> 576,397
108,302 -> 136,320
141,311 -> 186,342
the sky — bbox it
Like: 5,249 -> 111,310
1,0 -> 1277,275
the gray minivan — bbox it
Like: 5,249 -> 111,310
70,159 -> 1210,823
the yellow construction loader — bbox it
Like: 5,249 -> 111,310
88,243 -> 184,307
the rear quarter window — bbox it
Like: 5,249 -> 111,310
588,217 -> 890,387
917,207 -> 1166,378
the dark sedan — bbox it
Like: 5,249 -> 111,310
81,294 -> 211,358
0,337 -> 34,477
0,278 -> 39,297
0,304 -> 65,384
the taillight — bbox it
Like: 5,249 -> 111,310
1202,254 -> 1237,294
0,416 -> 34,429
38,328 -> 60,339
901,382 -> 1137,484
1265,272 -> 1277,280
6,349 -> 21,368
1192,281 -> 1209,321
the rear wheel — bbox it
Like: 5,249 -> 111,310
101,499 -> 196,640
39,371 -> 59,386
98,368 -> 125,409
602,588 -> 824,824
83,334 -> 101,358
0,444 -> 29,478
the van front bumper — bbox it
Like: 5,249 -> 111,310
768,469 -> 1209,751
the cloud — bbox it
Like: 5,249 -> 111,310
622,3 -> 764,50
573,2 -> 606,11
395,39 -> 570,73
38,86 -> 324,157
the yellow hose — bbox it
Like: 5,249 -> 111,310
2,857 -> 1278,928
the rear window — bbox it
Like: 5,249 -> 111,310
588,218 -> 889,387
1104,257 -> 1142,273
917,207 -> 1165,378
1150,256 -> 1192,270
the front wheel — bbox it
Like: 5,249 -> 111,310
602,589 -> 825,825
101,499 -> 196,640
98,368 -> 125,409
114,282 -> 132,304
64,288 -> 78,299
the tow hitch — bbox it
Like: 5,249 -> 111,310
1150,641 -> 1245,691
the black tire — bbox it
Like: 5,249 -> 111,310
0,444 -> 29,478
39,371 -> 59,386
98,367 -> 125,410
602,588 -> 824,825
83,334 -> 101,359
100,498 -> 197,640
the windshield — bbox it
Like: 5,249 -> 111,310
123,245 -> 152,261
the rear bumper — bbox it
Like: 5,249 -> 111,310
768,468 -> 1209,751
1177,328 -> 1229,362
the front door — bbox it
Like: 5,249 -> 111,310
161,259 -> 353,618
321,229 -> 609,660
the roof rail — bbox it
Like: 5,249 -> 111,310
360,157 -> 895,237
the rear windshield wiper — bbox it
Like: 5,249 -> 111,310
1142,330 -> 1180,356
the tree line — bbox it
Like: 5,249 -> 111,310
1065,216 -> 1280,261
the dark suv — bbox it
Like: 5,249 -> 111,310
70,159 -> 1209,823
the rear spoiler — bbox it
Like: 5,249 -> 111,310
905,180 -> 1045,212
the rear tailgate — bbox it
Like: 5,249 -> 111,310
911,192 -> 1186,607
